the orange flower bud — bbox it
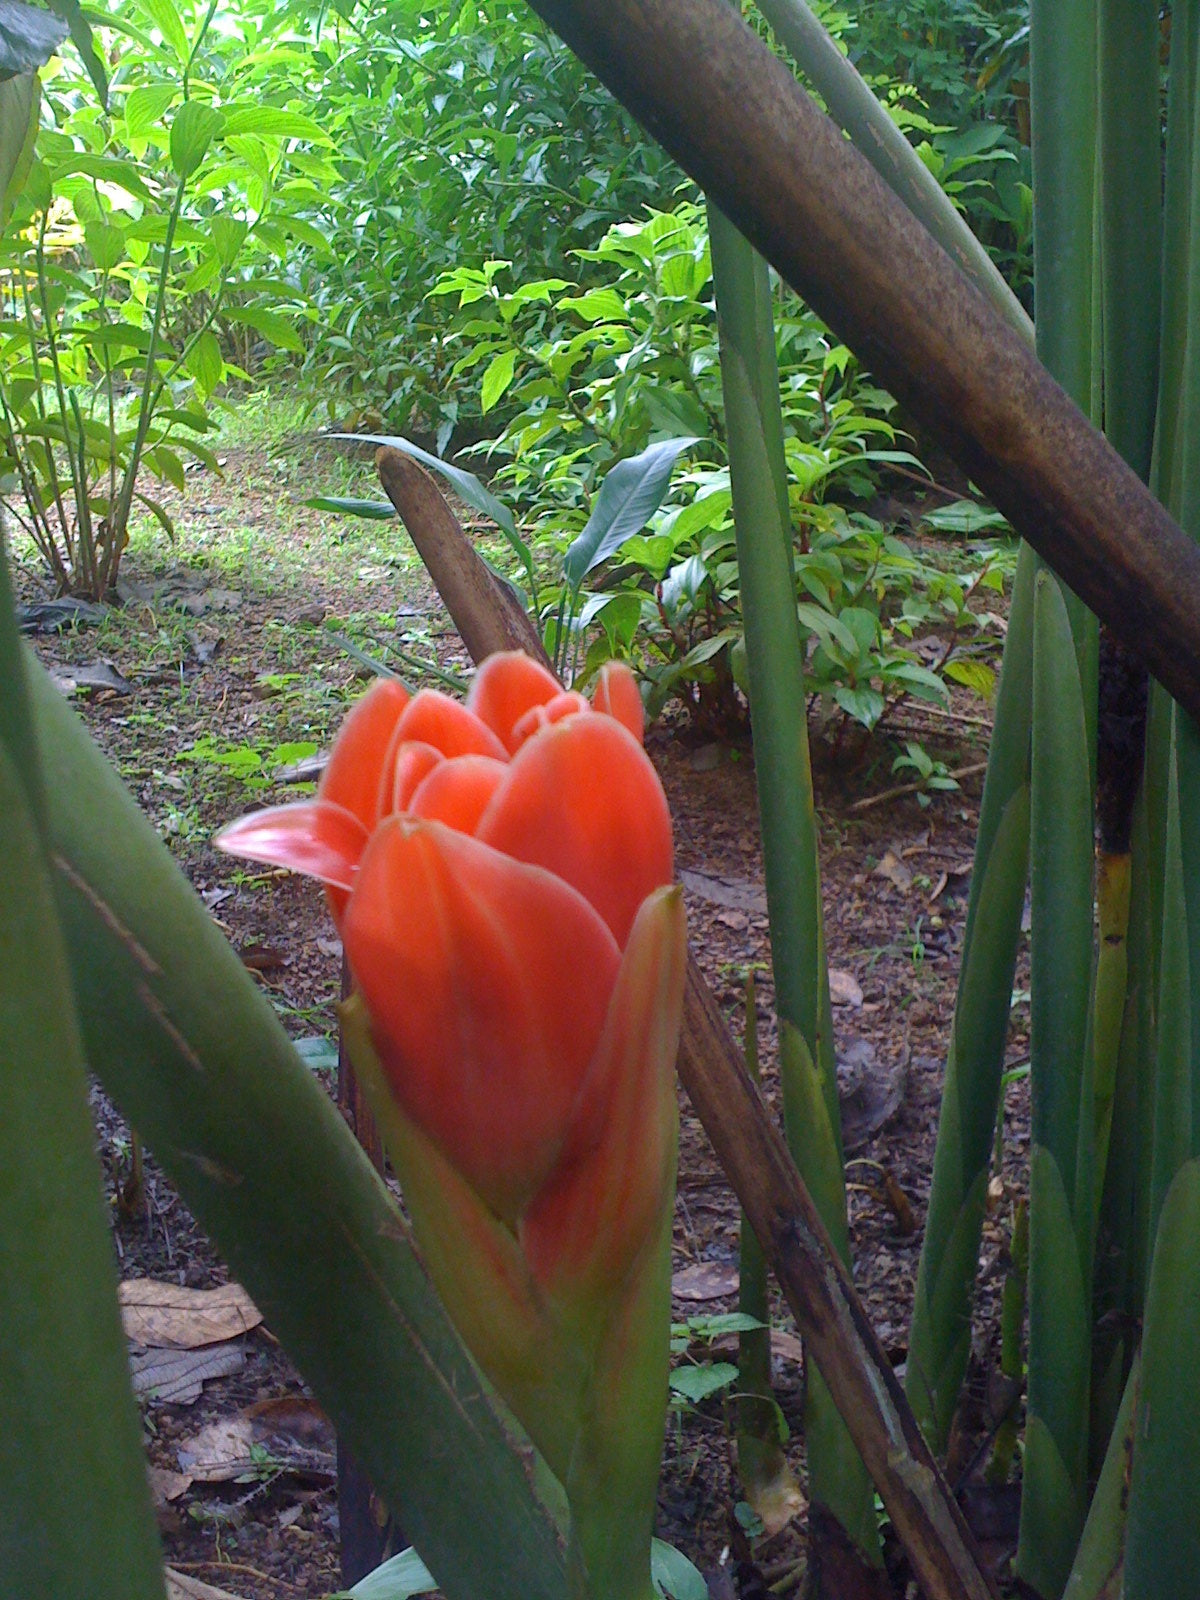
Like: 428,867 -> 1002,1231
216,651 -> 676,1211
218,651 -> 684,1598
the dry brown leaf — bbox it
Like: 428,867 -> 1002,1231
873,849 -> 912,892
129,1343 -> 246,1405
828,968 -> 863,1008
147,1466 -> 193,1506
165,1567 -> 246,1600
120,1280 -> 262,1350
671,1260 -> 739,1301
177,1397 -> 335,1484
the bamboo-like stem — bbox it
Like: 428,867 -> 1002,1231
374,446 -> 999,1600
707,200 -> 882,1570
517,0 -> 1200,728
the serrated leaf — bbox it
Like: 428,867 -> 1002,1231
185,329 -> 223,395
170,102 -> 224,180
84,220 -> 125,272
123,83 -> 175,140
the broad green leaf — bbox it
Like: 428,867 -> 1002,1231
185,329 -> 223,394
651,1540 -> 707,1600
480,345 -> 517,413
668,1362 -> 738,1403
0,72 -> 38,223
210,214 -> 247,267
943,657 -> 996,700
45,0 -> 106,103
133,0 -> 188,61
224,303 -> 304,353
0,741 -> 165,1599
84,220 -> 125,271
170,101 -> 224,180
348,1547 -> 437,1599
124,83 -> 176,140
22,659 -> 565,1600
563,436 -> 698,590
220,106 -> 331,144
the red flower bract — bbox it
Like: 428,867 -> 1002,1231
215,652 -> 675,1223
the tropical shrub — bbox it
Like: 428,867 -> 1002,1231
425,203 -> 1006,734
845,0 -> 1033,295
286,0 -> 680,446
0,0 -> 326,599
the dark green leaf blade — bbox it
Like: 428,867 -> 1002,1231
563,436 -> 698,590
23,657 -> 566,1600
0,742 -> 166,1599
0,0 -> 66,78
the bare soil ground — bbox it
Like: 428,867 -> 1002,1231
14,438 -> 1027,1598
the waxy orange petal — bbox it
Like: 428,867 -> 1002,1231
478,714 -> 673,947
521,887 -> 684,1300
395,688 -> 508,760
511,691 -> 589,747
592,661 -> 645,745
466,650 -> 562,753
214,800 -> 368,891
386,739 -> 443,814
408,755 -> 508,834
343,819 -> 621,1220
318,678 -> 410,830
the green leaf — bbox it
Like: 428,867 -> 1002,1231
332,433 -> 534,590
0,737 -> 165,1596
1125,1162 -> 1200,1598
45,0 -> 106,104
348,1547 -> 437,1599
170,101 -> 224,180
84,220 -> 125,272
210,214 -> 248,266
651,1539 -> 708,1600
943,658 -> 996,700
124,83 -> 176,139
480,345 -> 517,413
224,304 -> 304,354
306,494 -> 397,521
185,329 -> 223,394
23,658 -> 566,1600
0,72 -> 38,223
563,436 -> 698,589
669,1361 -> 739,1403
133,0 -> 188,62
220,106 -> 331,144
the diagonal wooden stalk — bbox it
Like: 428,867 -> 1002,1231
516,0 -> 1200,730
375,446 -> 999,1600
